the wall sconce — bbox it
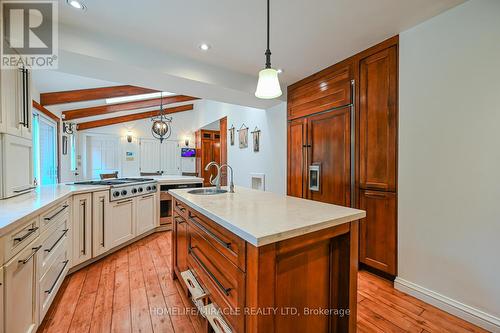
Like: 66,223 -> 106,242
184,136 -> 190,147
126,131 -> 133,143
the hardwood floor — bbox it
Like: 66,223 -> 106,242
38,231 -> 489,333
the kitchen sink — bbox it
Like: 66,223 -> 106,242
188,188 -> 228,195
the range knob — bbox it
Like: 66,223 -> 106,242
131,188 -> 138,194
113,191 -> 120,197
152,185 -> 157,191
146,186 -> 151,191
121,190 -> 128,196
138,187 -> 143,193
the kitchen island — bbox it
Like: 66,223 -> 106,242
169,186 -> 365,333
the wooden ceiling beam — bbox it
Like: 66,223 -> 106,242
62,95 -> 199,120
32,100 -> 60,122
76,104 -> 194,131
40,85 -> 158,106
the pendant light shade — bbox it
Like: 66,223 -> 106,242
255,68 -> 282,99
151,92 -> 172,143
255,0 -> 282,99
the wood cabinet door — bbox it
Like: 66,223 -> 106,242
288,64 -> 353,119
359,46 -> 397,191
287,118 -> 306,197
359,190 -> 397,275
136,193 -> 156,235
92,191 -> 111,256
306,108 -> 351,206
72,193 -> 92,266
173,214 -> 188,275
4,241 -> 40,333
109,198 -> 136,249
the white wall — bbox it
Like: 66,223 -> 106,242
398,0 -> 500,329
76,100 -> 287,194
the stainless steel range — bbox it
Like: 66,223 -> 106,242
73,178 -> 158,201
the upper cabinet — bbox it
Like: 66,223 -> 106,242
0,66 -> 33,140
359,46 -> 398,192
287,63 -> 353,120
0,134 -> 34,198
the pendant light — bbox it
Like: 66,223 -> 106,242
255,0 -> 282,99
151,92 -> 173,143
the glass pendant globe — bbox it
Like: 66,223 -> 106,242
255,68 -> 282,99
152,120 -> 169,136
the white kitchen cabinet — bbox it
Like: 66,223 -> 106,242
4,240 -> 41,333
139,139 -> 161,174
72,193 -> 92,267
108,197 -> 136,249
0,66 -> 32,139
136,193 -> 157,235
139,139 -> 180,174
0,133 -> 34,199
92,191 -> 111,256
0,266 -> 4,333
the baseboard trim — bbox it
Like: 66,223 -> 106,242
394,277 -> 500,332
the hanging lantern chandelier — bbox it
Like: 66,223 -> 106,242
151,92 -> 173,143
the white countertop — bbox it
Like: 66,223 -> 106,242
0,184 -> 109,236
169,186 -> 366,247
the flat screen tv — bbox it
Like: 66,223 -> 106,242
181,148 -> 196,157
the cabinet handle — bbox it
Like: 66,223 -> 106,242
141,194 -> 154,199
18,245 -> 42,264
19,67 -> 26,127
81,201 -> 86,255
25,69 -> 30,128
45,229 -> 69,253
13,226 -> 38,243
174,216 -> 185,225
44,204 -> 69,221
189,245 -> 232,296
188,217 -> 231,249
13,186 -> 36,193
101,198 -> 105,247
45,260 -> 69,294
116,199 -> 132,205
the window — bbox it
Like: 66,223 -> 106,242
33,111 -> 58,185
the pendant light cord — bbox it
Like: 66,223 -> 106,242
265,0 -> 271,68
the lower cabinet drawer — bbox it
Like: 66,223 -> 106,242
2,217 -> 40,263
40,200 -> 70,232
187,226 -> 244,332
39,216 -> 70,278
39,246 -> 70,320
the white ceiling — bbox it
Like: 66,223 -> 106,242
32,70 -> 118,93
58,0 -> 465,85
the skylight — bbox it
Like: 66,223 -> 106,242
105,92 -> 176,104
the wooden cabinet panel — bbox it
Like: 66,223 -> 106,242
108,198 -> 136,249
172,212 -> 188,283
72,193 -> 92,266
307,108 -> 351,206
359,46 -> 397,191
136,193 -> 157,235
288,64 -> 353,119
196,130 -> 221,186
287,119 -> 306,198
4,240 -> 40,333
359,190 -> 397,275
92,191 -> 111,256
0,266 -> 4,333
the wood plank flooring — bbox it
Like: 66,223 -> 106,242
37,231 -> 490,333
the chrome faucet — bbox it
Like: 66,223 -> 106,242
205,161 -> 221,191
220,164 -> 235,193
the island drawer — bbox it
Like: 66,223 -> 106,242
187,226 -> 244,332
173,199 -> 188,219
187,209 -> 246,271
40,199 -> 70,232
2,216 -> 40,264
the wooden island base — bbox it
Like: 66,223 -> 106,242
172,197 -> 359,333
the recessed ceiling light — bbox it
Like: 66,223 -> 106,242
277,69 -> 284,74
199,43 -> 211,51
67,0 -> 86,11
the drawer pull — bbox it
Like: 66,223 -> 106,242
189,217 -> 231,249
189,246 -> 232,296
45,229 -> 69,253
18,245 -> 42,264
45,260 -> 69,294
176,203 -> 186,212
44,204 -> 69,221
13,186 -> 36,193
174,216 -> 186,225
13,227 -> 39,243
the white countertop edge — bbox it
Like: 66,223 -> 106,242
169,191 -> 365,247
